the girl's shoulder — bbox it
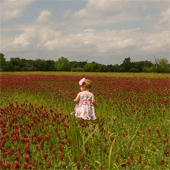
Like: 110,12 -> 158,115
78,92 -> 83,95
89,91 -> 94,95
89,92 -> 94,97
82,91 -> 93,96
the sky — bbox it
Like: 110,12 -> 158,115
1,0 -> 170,65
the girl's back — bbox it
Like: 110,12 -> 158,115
72,77 -> 98,120
75,91 -> 96,120
79,91 -> 93,101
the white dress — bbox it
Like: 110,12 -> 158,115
74,91 -> 97,120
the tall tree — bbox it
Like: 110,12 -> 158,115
70,61 -> 87,68
135,61 -> 146,72
120,57 -> 133,72
34,59 -> 44,71
158,58 -> 170,73
10,57 -> 22,71
46,60 -> 56,71
0,53 -> 6,72
55,56 -> 71,71
144,60 -> 153,67
83,63 -> 95,72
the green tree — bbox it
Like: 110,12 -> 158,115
34,59 -> 45,71
70,61 -> 87,68
144,60 -> 153,67
119,67 -> 126,72
6,61 -> 15,71
83,63 -> 95,72
10,57 -> 20,65
151,56 -> 170,73
8,57 -> 22,71
135,61 -> 145,72
14,65 -> 22,71
71,67 -> 84,72
18,59 -> 25,68
96,64 -> 108,72
129,67 -> 139,72
159,59 -> 169,73
0,53 -> 6,72
143,66 -> 157,73
55,56 -> 71,71
46,60 -> 56,71
112,64 -> 120,72
107,64 -> 115,72
120,57 -> 133,72
75,67 -> 84,72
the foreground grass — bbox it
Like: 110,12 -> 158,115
1,89 -> 170,169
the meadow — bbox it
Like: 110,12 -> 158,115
0,72 -> 170,170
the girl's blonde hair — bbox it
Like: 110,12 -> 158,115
82,78 -> 92,90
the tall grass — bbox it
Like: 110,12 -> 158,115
0,72 -> 169,169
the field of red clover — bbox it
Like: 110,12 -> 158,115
0,74 -> 170,169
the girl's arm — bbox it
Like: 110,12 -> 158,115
74,93 -> 80,103
91,94 -> 98,106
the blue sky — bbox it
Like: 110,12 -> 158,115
1,0 -> 170,65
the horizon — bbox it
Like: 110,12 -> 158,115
2,55 -> 157,66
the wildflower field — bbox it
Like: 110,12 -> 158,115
0,72 -> 170,170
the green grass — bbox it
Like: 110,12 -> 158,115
1,71 -> 170,78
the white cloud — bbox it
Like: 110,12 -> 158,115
1,0 -> 34,21
141,30 -> 170,52
152,8 -> 170,30
84,29 -> 94,32
1,28 -> 13,32
3,27 -> 61,51
2,25 -> 169,58
70,0 -> 154,26
153,1 -> 170,11
62,9 -> 72,18
35,9 -> 52,23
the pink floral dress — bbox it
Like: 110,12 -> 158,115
74,91 -> 97,120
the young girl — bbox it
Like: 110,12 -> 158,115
71,78 -> 98,120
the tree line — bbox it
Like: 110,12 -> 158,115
0,53 -> 169,73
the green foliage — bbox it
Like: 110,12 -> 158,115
1,54 -> 168,73
3,57 -> 56,72
119,66 -> 127,72
158,59 -> 170,73
70,61 -> 87,68
143,66 -> 157,73
96,64 -> 108,72
6,61 -> 15,71
144,60 -> 153,67
75,67 -> 84,72
135,61 -> 145,72
46,60 -> 56,71
0,53 -> 6,71
34,59 -> 46,71
10,57 -> 20,65
55,56 -> 71,71
71,67 -> 76,72
14,65 -> 22,71
83,63 -> 95,72
107,64 -> 116,72
71,67 -> 84,72
111,64 -> 120,72
120,57 -> 134,72
129,67 -> 139,72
